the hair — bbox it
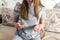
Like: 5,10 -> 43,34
20,0 -> 44,20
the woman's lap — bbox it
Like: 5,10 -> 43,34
13,26 -> 41,40
13,35 -> 23,40
13,34 -> 41,40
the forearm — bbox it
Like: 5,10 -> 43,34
39,20 -> 45,27
13,20 -> 18,27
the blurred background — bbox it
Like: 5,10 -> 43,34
0,0 -> 60,9
0,0 -> 60,40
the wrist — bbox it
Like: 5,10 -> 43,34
39,24 -> 44,28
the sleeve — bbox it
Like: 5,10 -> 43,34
39,8 -> 46,20
13,2 -> 21,22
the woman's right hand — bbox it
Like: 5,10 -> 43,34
14,22 -> 24,29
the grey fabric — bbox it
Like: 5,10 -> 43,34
14,2 -> 46,27
13,2 -> 21,22
13,2 -> 46,40
13,26 -> 41,40
13,35 -> 23,40
13,35 -> 41,40
16,25 -> 35,40
13,25 -> 41,40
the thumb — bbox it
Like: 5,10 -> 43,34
41,28 -> 45,32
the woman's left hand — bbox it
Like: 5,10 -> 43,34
34,24 -> 44,32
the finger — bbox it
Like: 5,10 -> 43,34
41,28 -> 45,32
15,24 -> 19,28
34,28 -> 39,32
19,25 -> 24,29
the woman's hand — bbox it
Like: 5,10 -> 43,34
17,22 -> 24,29
34,24 -> 40,32
14,22 -> 24,29
34,24 -> 44,32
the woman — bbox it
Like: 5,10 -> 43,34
13,0 -> 46,40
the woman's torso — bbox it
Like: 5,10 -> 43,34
17,3 -> 44,27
